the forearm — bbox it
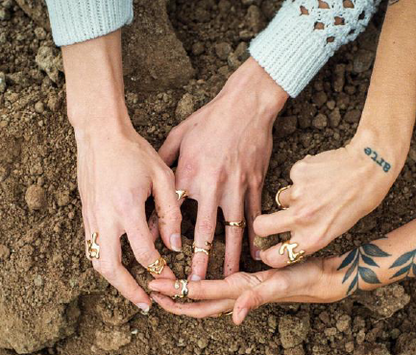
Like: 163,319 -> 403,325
61,30 -> 132,136
329,219 -> 416,298
354,0 -> 416,173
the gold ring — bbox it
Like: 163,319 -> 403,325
173,279 -> 189,299
275,185 -> 291,210
279,240 -> 305,265
176,190 -> 188,200
87,232 -> 100,259
223,220 -> 246,228
218,310 -> 233,317
147,257 -> 167,275
193,241 -> 212,256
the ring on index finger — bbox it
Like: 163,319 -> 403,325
275,185 -> 292,210
173,279 -> 189,299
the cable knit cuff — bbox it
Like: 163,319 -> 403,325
249,0 -> 379,98
45,0 -> 134,47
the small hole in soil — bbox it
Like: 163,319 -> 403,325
343,0 -> 354,8
300,6 -> 309,15
348,29 -> 355,35
335,16 -> 345,25
314,22 -> 325,30
358,11 -> 365,20
327,36 -> 335,43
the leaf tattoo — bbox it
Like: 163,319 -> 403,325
338,243 -> 391,296
389,249 -> 416,279
389,0 -> 401,5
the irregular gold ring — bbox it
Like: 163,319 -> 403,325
87,232 -> 100,259
147,257 -> 167,275
279,240 -> 305,265
218,310 -> 233,317
173,279 -> 189,299
275,185 -> 291,210
223,220 -> 246,228
176,190 -> 189,200
193,241 -> 212,256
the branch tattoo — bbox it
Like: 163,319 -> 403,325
337,242 -> 391,296
390,248 -> 416,279
364,147 -> 391,173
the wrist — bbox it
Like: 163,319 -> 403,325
220,57 -> 289,122
350,125 -> 409,179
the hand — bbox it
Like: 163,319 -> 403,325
148,257 -> 342,325
153,58 -> 288,280
254,132 -> 400,268
76,119 -> 181,313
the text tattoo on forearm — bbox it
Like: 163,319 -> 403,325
364,147 -> 391,173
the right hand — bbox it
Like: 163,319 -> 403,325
75,118 -> 182,313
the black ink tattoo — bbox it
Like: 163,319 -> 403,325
364,147 -> 391,173
338,243 -> 391,296
389,248 -> 416,279
389,0 -> 401,6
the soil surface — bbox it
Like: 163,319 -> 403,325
0,0 -> 415,355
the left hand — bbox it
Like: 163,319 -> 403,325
148,257 -> 342,325
152,58 -> 288,280
254,132 -> 400,268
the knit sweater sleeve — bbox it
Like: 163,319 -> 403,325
249,0 -> 381,98
45,0 -> 134,47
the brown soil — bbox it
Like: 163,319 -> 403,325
0,0 -> 415,355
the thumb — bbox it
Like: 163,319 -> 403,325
232,277 -> 282,325
159,127 -> 183,166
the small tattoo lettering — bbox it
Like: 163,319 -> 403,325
364,147 -> 391,173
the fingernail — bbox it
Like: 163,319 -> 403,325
238,307 -> 248,321
136,303 -> 150,315
190,274 -> 201,281
170,234 -> 182,252
254,250 -> 261,261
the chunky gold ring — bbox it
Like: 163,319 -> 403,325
147,257 -> 167,275
176,190 -> 189,200
279,240 -> 305,265
275,185 -> 291,210
193,241 -> 212,256
223,220 -> 246,228
87,232 -> 100,259
173,279 -> 189,299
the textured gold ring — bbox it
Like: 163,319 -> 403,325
223,220 -> 246,228
147,257 -> 167,275
193,241 -> 212,256
279,240 -> 305,265
173,279 -> 189,299
275,185 -> 291,210
176,190 -> 189,200
87,232 -> 100,259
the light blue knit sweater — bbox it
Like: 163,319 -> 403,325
45,0 -> 379,98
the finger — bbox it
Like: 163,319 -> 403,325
232,278 -> 279,325
158,128 -> 182,166
151,293 -> 234,319
153,171 -> 183,252
244,187 -> 262,261
90,227 -> 152,313
125,209 -> 176,280
149,270 -> 272,300
222,193 -> 245,277
149,197 -> 186,242
190,196 -> 218,281
260,232 -> 324,268
253,210 -> 294,237
82,208 -> 92,260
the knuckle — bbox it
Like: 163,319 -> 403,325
250,174 -> 263,189
290,160 -> 307,180
179,162 -> 196,179
197,218 -> 215,236
98,260 -> 118,280
293,206 -> 315,223
248,289 -> 264,309
134,247 -> 155,263
290,186 -> 302,201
